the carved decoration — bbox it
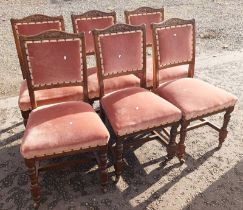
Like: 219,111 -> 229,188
11,14 -> 64,24
93,23 -> 145,35
20,30 -> 84,41
152,18 -> 195,29
72,10 -> 116,20
125,7 -> 164,16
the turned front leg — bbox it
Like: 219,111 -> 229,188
167,122 -> 180,160
98,146 -> 108,192
114,137 -> 123,183
218,106 -> 234,148
25,158 -> 40,209
178,119 -> 190,164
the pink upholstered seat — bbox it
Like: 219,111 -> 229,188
21,101 -> 110,159
146,57 -> 188,88
19,80 -> 83,111
87,67 -> 140,98
156,78 -> 237,120
101,87 -> 182,136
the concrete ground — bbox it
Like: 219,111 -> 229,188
0,0 -> 243,210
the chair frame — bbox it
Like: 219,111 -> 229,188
11,14 -> 65,126
152,18 -> 235,163
20,30 -> 108,208
93,24 -> 180,181
71,10 -> 117,55
124,7 -> 164,47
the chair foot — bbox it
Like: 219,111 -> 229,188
33,202 -> 40,209
217,142 -> 223,149
114,175 -> 120,184
101,185 -> 107,193
179,158 -> 185,165
177,143 -> 186,162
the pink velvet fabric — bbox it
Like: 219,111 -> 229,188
87,67 -> 140,98
157,25 -> 193,67
99,32 -> 143,75
26,40 -> 82,86
21,101 -> 109,159
146,57 -> 188,87
156,78 -> 237,120
76,17 -> 114,53
128,13 -> 162,45
16,22 -> 61,36
101,87 -> 181,136
19,80 -> 83,111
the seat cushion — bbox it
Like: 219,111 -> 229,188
87,67 -> 140,99
156,78 -> 237,120
18,80 -> 84,111
146,57 -> 188,88
101,87 -> 182,136
21,101 -> 109,159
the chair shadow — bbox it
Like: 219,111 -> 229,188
0,122 -> 23,135
119,146 -> 218,210
0,121 -> 220,210
181,159 -> 243,210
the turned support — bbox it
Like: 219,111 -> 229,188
25,158 -> 40,209
114,138 -> 123,183
166,122 -> 180,161
178,119 -> 190,164
99,146 -> 108,192
218,106 -> 234,148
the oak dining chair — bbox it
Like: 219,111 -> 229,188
152,18 -> 237,163
19,30 -> 110,208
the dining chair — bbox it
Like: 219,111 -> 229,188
152,18 -> 237,164
72,10 -> 140,101
93,23 -> 182,182
125,7 -> 189,89
11,14 -> 65,125
19,30 -> 110,208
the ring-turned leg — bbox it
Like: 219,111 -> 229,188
25,158 -> 40,209
99,146 -> 108,192
178,119 -> 190,164
114,137 -> 123,183
166,122 -> 180,161
218,106 -> 234,148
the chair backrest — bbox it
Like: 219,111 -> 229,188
151,18 -> 195,88
93,23 -> 146,97
11,14 -> 65,79
124,7 -> 164,46
19,30 -> 88,109
71,10 -> 116,55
